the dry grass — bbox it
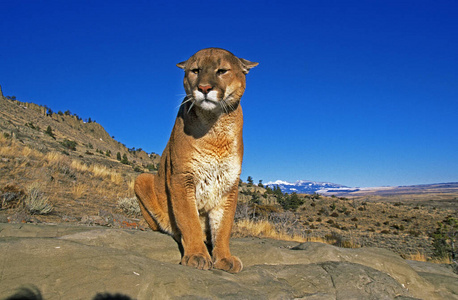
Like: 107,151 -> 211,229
405,251 -> 428,262
91,164 -> 111,178
0,136 -> 43,160
110,172 -> 123,185
127,177 -> 136,194
430,256 -> 453,264
25,182 -> 53,215
233,218 -> 361,249
72,183 -> 86,199
70,160 -> 123,183
44,151 -> 66,164
233,219 -> 307,243
21,146 -> 41,159
405,251 -> 453,264
0,136 -> 20,158
71,160 -> 89,172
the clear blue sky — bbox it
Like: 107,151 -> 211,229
1,0 -> 457,187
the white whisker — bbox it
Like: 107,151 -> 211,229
177,95 -> 193,109
219,101 -> 228,114
187,101 -> 195,114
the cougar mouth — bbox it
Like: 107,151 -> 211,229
193,90 -> 221,110
198,98 -> 219,111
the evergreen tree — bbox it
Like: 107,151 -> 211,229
247,176 -> 254,187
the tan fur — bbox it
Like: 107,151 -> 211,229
135,48 -> 257,273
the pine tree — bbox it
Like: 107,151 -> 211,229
247,176 -> 254,187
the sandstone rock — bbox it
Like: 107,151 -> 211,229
0,224 -> 456,299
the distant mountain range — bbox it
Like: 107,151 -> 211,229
264,180 -> 359,195
265,180 -> 458,197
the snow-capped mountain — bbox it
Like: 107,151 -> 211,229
264,180 -> 360,195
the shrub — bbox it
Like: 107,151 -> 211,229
61,139 -> 77,151
408,230 -> 420,237
431,216 -> 457,260
117,197 -> 141,217
25,183 -> 53,214
146,164 -> 157,171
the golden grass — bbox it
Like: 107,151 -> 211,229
0,137 -> 43,159
0,137 -> 21,157
405,251 -> 428,262
44,151 -> 66,164
233,219 -> 307,243
91,164 -> 111,177
25,182 -> 53,214
405,251 -> 453,264
72,183 -> 86,199
127,177 -> 136,194
110,172 -> 123,185
233,219 -> 361,248
305,236 -> 329,243
70,159 -> 123,183
430,255 -> 452,264
71,160 -> 89,172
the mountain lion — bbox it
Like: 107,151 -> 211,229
135,48 -> 258,273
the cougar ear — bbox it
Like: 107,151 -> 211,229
239,58 -> 259,74
176,61 -> 187,69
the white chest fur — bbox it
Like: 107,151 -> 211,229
192,151 -> 241,213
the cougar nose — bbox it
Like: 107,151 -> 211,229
198,85 -> 213,94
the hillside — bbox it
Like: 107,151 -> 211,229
0,88 -> 159,226
0,89 -> 160,171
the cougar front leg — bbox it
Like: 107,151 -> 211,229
209,184 -> 243,273
170,176 -> 213,270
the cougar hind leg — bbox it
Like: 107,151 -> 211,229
134,173 -> 172,234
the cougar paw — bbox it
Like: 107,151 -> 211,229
181,253 -> 213,270
214,256 -> 243,273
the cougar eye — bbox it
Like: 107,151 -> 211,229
191,69 -> 200,74
217,69 -> 228,75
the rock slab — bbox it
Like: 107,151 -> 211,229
0,224 -> 456,299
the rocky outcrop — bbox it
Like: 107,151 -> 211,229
0,224 -> 456,299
